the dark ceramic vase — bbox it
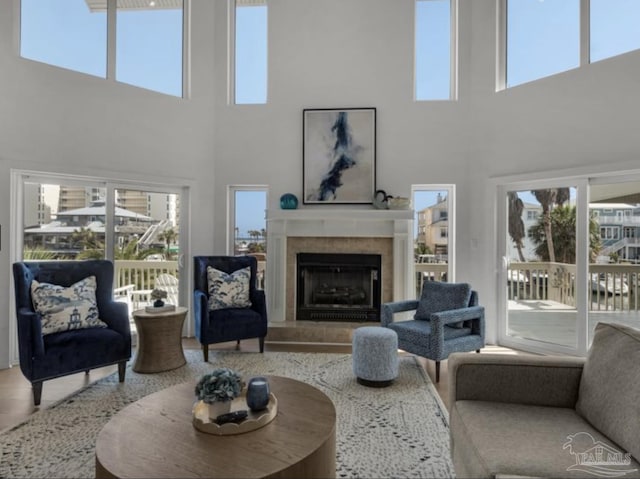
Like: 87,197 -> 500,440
246,376 -> 270,411
153,299 -> 164,307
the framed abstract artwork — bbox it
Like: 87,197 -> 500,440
303,107 -> 376,204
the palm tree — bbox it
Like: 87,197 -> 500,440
71,227 -> 104,259
531,188 -> 570,263
529,205 -> 601,264
247,230 -> 260,242
23,248 -> 58,260
507,192 -> 526,262
158,228 -> 178,258
115,237 -> 164,260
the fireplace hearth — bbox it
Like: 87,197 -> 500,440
296,252 -> 381,321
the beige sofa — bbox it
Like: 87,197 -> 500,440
449,322 -> 640,478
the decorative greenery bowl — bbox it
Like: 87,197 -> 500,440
194,368 -> 243,404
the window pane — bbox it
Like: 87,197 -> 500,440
235,3 -> 268,104
415,0 -> 451,101
234,190 -> 267,255
591,0 -> 640,63
506,0 -> 579,88
505,187 -> 578,349
20,0 -> 107,77
116,1 -> 183,97
413,189 -> 450,295
233,189 -> 267,289
23,183 -> 107,260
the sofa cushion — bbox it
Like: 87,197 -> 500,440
414,281 -> 471,327
30,276 -> 107,335
576,322 -> 640,462
206,266 -> 252,311
452,400 -> 640,478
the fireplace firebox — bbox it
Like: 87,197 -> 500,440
296,253 -> 381,321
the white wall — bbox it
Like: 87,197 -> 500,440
2,0 -> 640,366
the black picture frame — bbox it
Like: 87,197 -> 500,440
303,107 -> 376,204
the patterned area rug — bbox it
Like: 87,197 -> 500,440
0,350 -> 454,478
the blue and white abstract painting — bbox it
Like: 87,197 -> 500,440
303,108 -> 376,204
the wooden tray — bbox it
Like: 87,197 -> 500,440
192,392 -> 277,436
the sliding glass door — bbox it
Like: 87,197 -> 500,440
499,180 -> 588,355
12,171 -> 189,363
587,178 -> 640,345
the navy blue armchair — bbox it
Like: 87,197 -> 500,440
193,256 -> 268,361
13,260 -> 131,405
381,281 -> 485,382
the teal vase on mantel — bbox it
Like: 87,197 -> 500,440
280,193 -> 298,209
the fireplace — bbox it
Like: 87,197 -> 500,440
265,208 -> 414,322
296,253 -> 381,322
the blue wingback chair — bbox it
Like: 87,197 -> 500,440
193,256 -> 268,361
381,281 -> 485,382
13,260 -> 131,405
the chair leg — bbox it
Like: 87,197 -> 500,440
32,381 -> 43,406
435,361 -> 441,383
118,361 -> 127,382
203,344 -> 209,362
259,337 -> 265,353
236,340 -> 241,350
85,369 -> 90,375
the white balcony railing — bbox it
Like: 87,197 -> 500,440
412,261 -> 640,312
507,262 -> 640,312
114,260 -> 179,291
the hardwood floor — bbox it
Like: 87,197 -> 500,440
0,337 -> 521,433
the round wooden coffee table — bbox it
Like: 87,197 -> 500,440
95,375 -> 336,479
132,307 -> 188,373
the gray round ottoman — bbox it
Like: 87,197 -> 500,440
352,326 -> 399,387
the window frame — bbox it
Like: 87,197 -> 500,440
226,184 -> 269,255
498,0 -> 640,91
10,169 -> 192,365
414,0 -> 458,102
228,0 -> 268,105
18,0 -> 190,98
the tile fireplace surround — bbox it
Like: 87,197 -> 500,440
266,209 -> 414,322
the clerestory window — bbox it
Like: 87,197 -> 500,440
590,0 -> 640,63
502,0 -> 640,89
20,0 -> 107,78
233,0 -> 268,105
505,0 -> 580,88
20,0 -> 185,98
414,0 -> 456,101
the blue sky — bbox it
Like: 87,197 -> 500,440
19,0 -> 640,237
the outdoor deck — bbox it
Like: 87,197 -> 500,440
508,299 -> 640,348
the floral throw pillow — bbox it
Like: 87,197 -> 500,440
30,276 -> 108,335
207,266 -> 252,311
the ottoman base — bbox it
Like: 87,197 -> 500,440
357,377 -> 393,388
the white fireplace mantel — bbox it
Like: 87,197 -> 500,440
265,209 -> 415,322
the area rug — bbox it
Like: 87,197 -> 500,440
0,351 -> 454,479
